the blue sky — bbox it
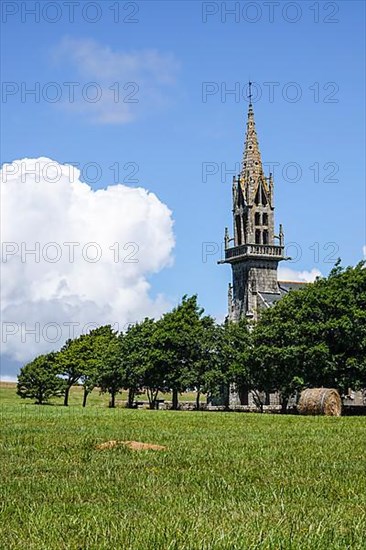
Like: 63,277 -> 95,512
1,1 -> 365,377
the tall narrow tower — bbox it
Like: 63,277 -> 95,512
219,95 -> 285,321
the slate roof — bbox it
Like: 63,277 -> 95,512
278,280 -> 308,293
257,280 -> 307,310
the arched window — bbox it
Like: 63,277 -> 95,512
254,186 -> 261,205
236,216 -> 242,245
255,229 -> 261,244
263,230 -> 268,244
255,183 -> 268,206
237,186 -> 244,207
255,212 -> 261,225
263,213 -> 268,225
262,189 -> 268,206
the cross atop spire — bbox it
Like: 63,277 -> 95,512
248,80 -> 253,105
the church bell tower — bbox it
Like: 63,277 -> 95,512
219,88 -> 285,321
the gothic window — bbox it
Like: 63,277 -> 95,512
237,185 -> 245,208
254,186 -> 260,205
237,187 -> 244,207
255,212 -> 261,225
236,216 -> 242,245
255,182 -> 269,207
263,230 -> 269,244
262,187 -> 268,206
262,213 -> 268,225
255,229 -> 261,244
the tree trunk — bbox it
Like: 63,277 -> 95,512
223,383 -> 230,410
146,389 -> 154,409
64,385 -> 71,407
127,388 -> 135,408
252,390 -> 264,413
196,390 -> 201,410
172,388 -> 179,410
82,388 -> 89,408
36,389 -> 43,405
280,398 -> 288,414
152,391 -> 158,409
146,389 -> 159,409
109,391 -> 116,408
146,389 -> 151,408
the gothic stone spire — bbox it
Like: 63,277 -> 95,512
241,97 -> 270,208
230,96 -> 274,247
219,96 -> 285,322
242,101 -> 263,185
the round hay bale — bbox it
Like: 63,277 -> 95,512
297,388 -> 342,416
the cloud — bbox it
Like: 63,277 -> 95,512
278,266 -> 322,283
52,37 -> 180,124
363,245 -> 366,259
1,157 -> 175,364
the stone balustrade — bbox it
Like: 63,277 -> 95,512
224,243 -> 284,261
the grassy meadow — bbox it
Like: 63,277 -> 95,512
1,383 -> 366,549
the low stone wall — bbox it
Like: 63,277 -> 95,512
342,390 -> 366,407
132,392 -> 366,414
134,400 -> 208,411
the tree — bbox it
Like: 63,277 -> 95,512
191,316 -> 221,410
120,318 -> 157,408
96,328 -> 123,408
212,318 -> 251,409
154,295 -> 207,410
56,336 -> 90,406
121,317 -> 171,410
250,261 -> 366,410
319,261 -> 366,391
80,326 -> 119,407
142,340 -> 169,410
17,353 -> 64,404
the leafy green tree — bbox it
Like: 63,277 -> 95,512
319,261 -> 366,391
56,336 -> 91,406
209,318 -> 251,409
96,328 -> 123,408
222,318 -> 250,388
191,316 -> 222,410
17,353 -> 64,404
120,318 -> 157,408
154,295 -> 207,410
142,346 -> 169,410
80,326 -> 120,407
250,261 -> 366,410
249,336 -> 304,413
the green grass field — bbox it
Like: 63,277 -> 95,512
1,384 -> 365,550
0,383 -> 199,408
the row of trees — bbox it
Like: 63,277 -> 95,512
17,296 -> 230,409
17,262 -> 366,410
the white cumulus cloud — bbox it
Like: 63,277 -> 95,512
1,157 -> 175,362
278,266 -> 322,283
